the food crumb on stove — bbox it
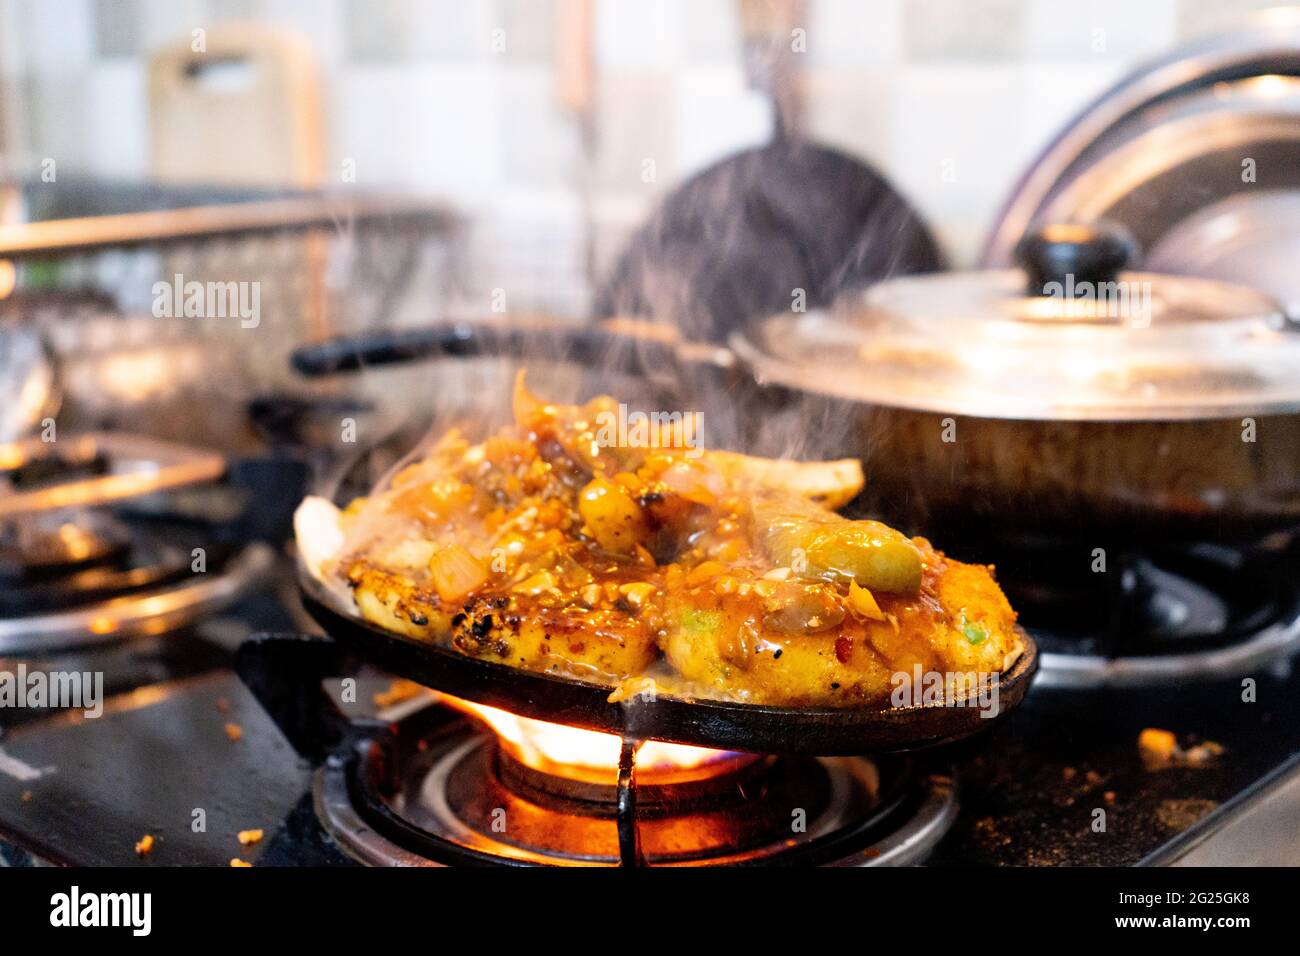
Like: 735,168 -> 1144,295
215,697 -> 231,714
224,721 -> 243,742
1139,727 -> 1224,769
20,790 -> 32,802
1155,798 -> 1218,831
237,829 -> 264,846
1061,766 -> 1077,782
1183,740 -> 1225,766
229,858 -> 252,868
971,815 -> 1012,850
1103,790 -> 1117,806
1138,727 -> 1177,767
134,834 -> 155,857
372,678 -> 426,710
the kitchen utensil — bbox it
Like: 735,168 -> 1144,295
984,8 -> 1300,316
293,223 -> 1300,543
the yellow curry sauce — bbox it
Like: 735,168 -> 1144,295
328,375 -> 1023,706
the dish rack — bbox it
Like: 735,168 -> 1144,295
0,188 -> 462,449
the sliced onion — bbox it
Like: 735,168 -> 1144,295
429,544 -> 488,604
848,580 -> 886,621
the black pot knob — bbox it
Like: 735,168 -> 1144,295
1015,223 -> 1137,296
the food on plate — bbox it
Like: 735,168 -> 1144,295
296,373 -> 1023,707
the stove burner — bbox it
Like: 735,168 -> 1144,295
0,445 -> 110,490
315,708 -> 957,867
0,511 -> 201,615
1,535 -> 196,616
0,432 -> 226,518
0,510 -> 132,582
0,541 -> 274,654
950,530 -> 1300,688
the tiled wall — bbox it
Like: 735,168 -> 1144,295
0,0 -> 1293,313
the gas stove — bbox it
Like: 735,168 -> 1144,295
1,532 -> 1298,867
944,529 -> 1300,690
3,649 -> 1298,866
314,704 -> 955,866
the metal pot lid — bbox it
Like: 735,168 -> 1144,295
983,8 -> 1300,268
1146,190 -> 1300,318
734,225 -> 1297,422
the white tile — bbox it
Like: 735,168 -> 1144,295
0,0 -> 27,78
1177,0 -> 1290,39
332,64 -> 503,198
24,74 -> 93,174
1019,60 -> 1130,159
473,196 -> 590,314
87,59 -> 149,176
498,0 -> 556,62
1024,0 -> 1176,60
903,0 -> 1027,60
803,67 -> 893,164
592,68 -> 676,194
681,0 -> 741,61
595,0 -> 686,66
499,64 -> 582,188
887,64 -> 1030,264
258,0 -> 345,65
94,0 -> 143,57
343,0 -> 496,61
672,64 -> 772,179
808,0 -> 903,65
137,0 -> 209,53
17,0 -> 95,72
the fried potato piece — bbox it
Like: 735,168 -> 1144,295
658,544 -> 1022,707
706,452 -> 864,510
347,562 -> 659,681
300,374 -> 1022,706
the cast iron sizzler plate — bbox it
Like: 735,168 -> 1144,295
300,568 -> 1037,756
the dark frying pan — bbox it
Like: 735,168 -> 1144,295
298,565 -> 1037,756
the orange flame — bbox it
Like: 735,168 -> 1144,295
443,695 -> 737,784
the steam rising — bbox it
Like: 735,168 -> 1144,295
316,138 -> 942,513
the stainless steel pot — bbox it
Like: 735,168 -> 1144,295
735,224 -> 1300,542
293,225 -> 1300,544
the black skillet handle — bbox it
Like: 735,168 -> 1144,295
235,632 -> 375,763
291,320 -> 688,377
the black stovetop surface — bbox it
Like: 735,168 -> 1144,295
1,572 -> 1298,867
928,669 -> 1300,865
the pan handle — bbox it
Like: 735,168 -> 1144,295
290,318 -> 737,378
